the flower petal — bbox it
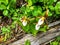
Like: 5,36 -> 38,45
22,21 -> 27,26
35,24 -> 40,30
38,19 -> 44,25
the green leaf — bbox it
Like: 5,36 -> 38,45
10,0 -> 16,4
3,10 -> 8,16
26,7 -> 31,12
25,40 -> 31,45
40,27 -> 46,32
37,6 -> 42,15
6,0 -> 8,4
13,12 -> 18,16
55,1 -> 60,14
1,26 -> 10,34
32,10 -> 38,16
12,17 -> 19,21
32,0 -> 38,3
50,41 -> 58,45
4,0 -> 8,5
56,1 -> 60,6
30,24 -> 38,36
9,8 -> 15,13
54,0 -> 57,2
0,0 -> 3,2
32,7 -> 38,16
11,21 -> 16,28
32,6 -> 42,16
49,6 -> 54,11
48,11 -> 52,16
39,0 -> 43,2
0,0 -> 5,3
56,36 -> 60,41
48,0 -> 57,5
9,0 -> 16,8
0,0 -> 8,5
30,6 -> 34,10
7,5 -> 10,10
20,6 -> 26,14
27,0 -> 32,6
0,4 -> 6,10
16,9 -> 19,12
22,24 -> 30,32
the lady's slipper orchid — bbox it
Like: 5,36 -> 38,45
35,24 -> 40,30
35,17 -> 45,30
38,17 -> 45,25
22,20 -> 27,26
20,16 -> 27,26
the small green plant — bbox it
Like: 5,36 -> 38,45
1,26 -> 11,41
50,41 -> 59,45
50,36 -> 60,45
0,0 -> 16,17
1,26 -> 10,34
24,40 -> 31,45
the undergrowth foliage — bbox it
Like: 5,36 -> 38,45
0,0 -> 60,38
50,36 -> 60,45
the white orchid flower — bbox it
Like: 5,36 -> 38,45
35,17 -> 45,30
20,16 -> 27,26
38,17 -> 45,25
22,20 -> 27,26
35,24 -> 40,30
